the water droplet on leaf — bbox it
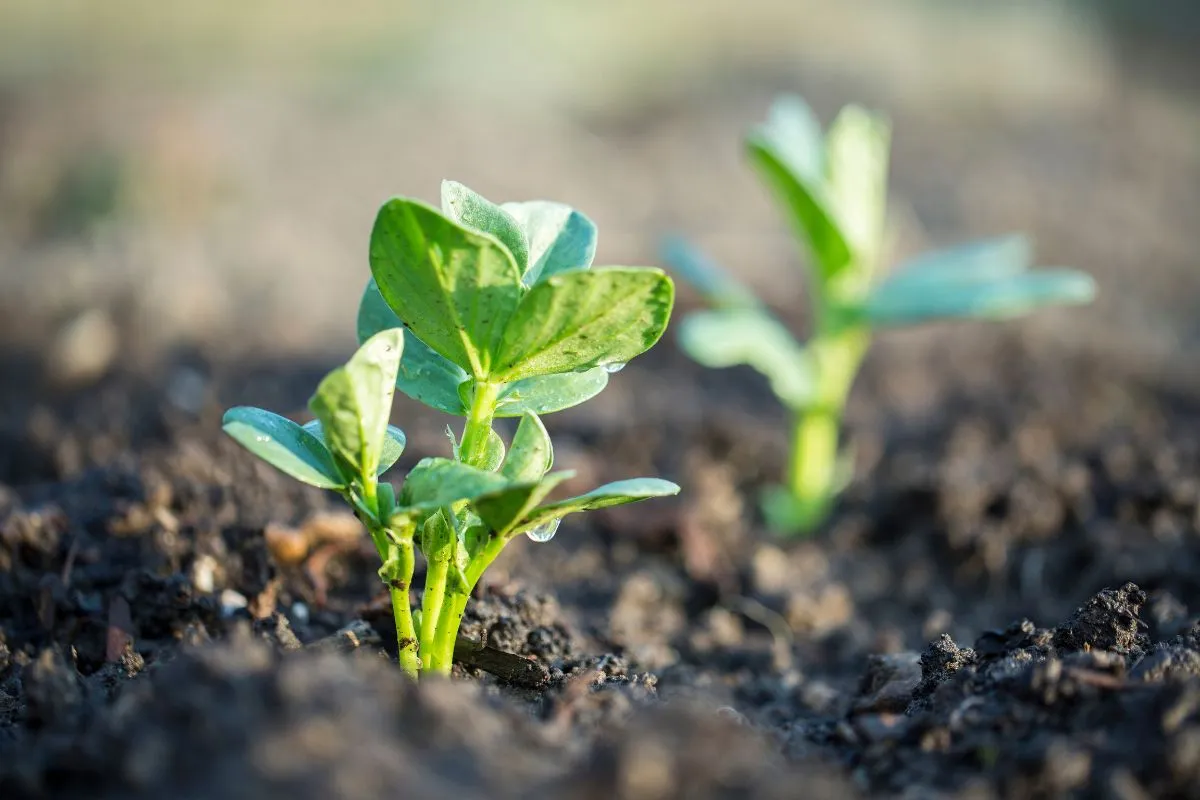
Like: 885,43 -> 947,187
602,362 -> 626,374
256,435 -> 271,443
524,519 -> 561,543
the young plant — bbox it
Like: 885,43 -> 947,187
224,181 -> 678,678
665,95 -> 1095,536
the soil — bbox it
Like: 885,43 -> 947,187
3,316 -> 1200,799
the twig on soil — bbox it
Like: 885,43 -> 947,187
307,619 -> 383,655
725,594 -> 795,671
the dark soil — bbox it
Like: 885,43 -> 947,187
3,314 -> 1200,799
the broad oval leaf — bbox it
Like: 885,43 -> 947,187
480,428 -> 507,472
501,200 -> 597,285
356,279 -> 470,415
473,471 -> 573,537
370,198 -> 523,378
864,269 -> 1097,327
746,100 -> 851,281
495,369 -> 609,417
500,412 -> 553,483
678,308 -> 815,408
659,235 -> 759,310
881,234 -> 1032,290
441,180 -> 530,275
491,267 -> 675,382
223,407 -> 345,489
303,420 -> 407,475
509,477 -> 681,536
398,457 -> 511,513
308,329 -> 403,482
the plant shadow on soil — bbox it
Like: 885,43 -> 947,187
4,323 -> 1200,800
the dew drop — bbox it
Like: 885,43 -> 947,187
524,519 -> 561,543
256,435 -> 271,443
602,361 -> 626,374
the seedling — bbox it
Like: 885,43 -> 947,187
665,95 -> 1095,536
224,181 -> 679,678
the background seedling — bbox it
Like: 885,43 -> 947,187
225,181 -> 679,678
665,95 -> 1096,536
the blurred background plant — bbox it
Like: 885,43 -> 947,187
0,0 -> 1196,401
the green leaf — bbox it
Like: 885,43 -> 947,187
511,477 -> 680,535
881,235 -> 1032,289
746,99 -> 851,281
398,457 -> 511,513
369,198 -> 523,377
678,308 -> 815,408
222,407 -> 346,489
308,329 -> 403,481
501,200 -> 597,285
659,235 -> 760,309
495,369 -> 609,417
480,428 -> 507,472
356,279 -> 470,415
500,412 -> 554,483
441,180 -> 530,275
303,420 -> 406,475
823,105 -> 891,288
420,510 -> 456,563
473,471 -> 573,537
491,267 -> 675,382
864,269 -> 1097,327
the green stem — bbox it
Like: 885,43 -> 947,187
380,523 -> 420,679
428,533 -> 510,672
786,404 -> 840,517
420,558 -> 449,671
458,380 -> 500,468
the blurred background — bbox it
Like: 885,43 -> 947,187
0,0 -> 1198,389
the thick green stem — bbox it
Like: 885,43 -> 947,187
380,524 -> 420,679
428,533 -> 509,672
419,558 -> 449,671
786,404 -> 840,516
458,381 -> 500,469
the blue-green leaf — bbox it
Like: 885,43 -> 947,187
491,268 -> 675,382
495,369 -> 609,417
501,200 -> 597,285
308,329 -> 403,482
678,308 -> 815,408
369,198 -> 523,378
441,180 -> 530,275
473,471 -> 573,537
356,278 -> 470,416
222,407 -> 346,489
510,478 -> 681,535
398,457 -> 511,513
303,420 -> 406,475
881,234 -> 1032,290
660,235 -> 759,309
864,269 -> 1097,327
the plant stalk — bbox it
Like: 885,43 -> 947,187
428,533 -> 510,672
380,522 -> 420,679
459,380 -> 500,468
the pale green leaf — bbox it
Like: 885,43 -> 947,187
511,477 -> 680,535
678,308 -> 815,407
369,198 -> 523,377
480,428 -> 506,472
491,267 -> 674,382
494,369 -> 609,417
356,278 -> 469,415
441,180 -> 530,275
308,329 -> 403,481
303,420 -> 406,475
746,99 -> 851,281
864,269 -> 1097,327
501,200 -> 597,285
823,105 -> 891,288
222,407 -> 345,489
500,412 -> 554,483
